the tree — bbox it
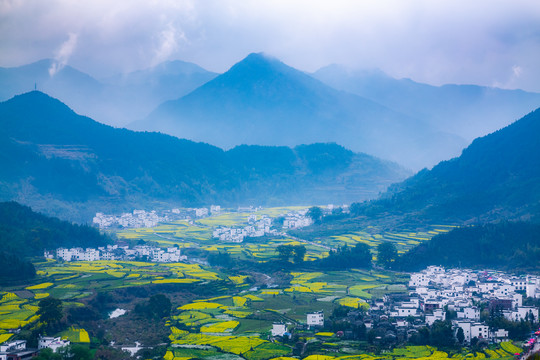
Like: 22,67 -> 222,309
351,243 -> 372,267
319,243 -> 372,270
34,348 -> 62,360
410,326 -> 430,345
456,327 -> 465,344
94,346 -> 131,360
307,206 -> 323,224
208,252 -> 233,267
60,345 -> 92,360
430,320 -> 455,347
277,245 -> 293,261
377,242 -> 397,268
292,245 -> 306,263
37,297 -> 63,325
148,294 -> 171,319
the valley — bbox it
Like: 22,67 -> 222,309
2,7 -> 540,358
0,206 -> 538,359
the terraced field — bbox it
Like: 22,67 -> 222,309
115,208 -> 456,264
0,208 -> 522,360
324,225 -> 457,256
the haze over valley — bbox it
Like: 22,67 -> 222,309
1,1 -> 540,359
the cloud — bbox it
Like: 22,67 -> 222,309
512,65 -> 522,78
152,22 -> 189,66
48,32 -> 78,77
1,1 -> 540,91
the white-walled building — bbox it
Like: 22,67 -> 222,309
271,323 -> 287,337
457,306 -> 480,320
38,336 -> 70,352
307,311 -> 324,327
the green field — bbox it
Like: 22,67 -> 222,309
0,208 -> 521,360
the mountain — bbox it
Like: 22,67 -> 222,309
104,59 -> 217,97
100,60 -> 218,125
0,91 -> 409,222
352,107 -> 540,224
0,59 -> 217,127
137,53 -> 465,170
0,200 -> 111,283
312,64 -> 540,142
0,201 -> 110,256
395,222 -> 540,272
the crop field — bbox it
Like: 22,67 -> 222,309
324,225 -> 456,255
1,258 -> 524,360
287,343 -> 519,360
1,208 -> 519,360
60,326 -> 91,343
0,259 -> 226,336
115,208 -> 456,267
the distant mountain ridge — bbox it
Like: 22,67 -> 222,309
312,64 -> 540,142
4,55 -> 540,170
137,53 -> 464,170
0,91 -> 409,222
0,59 -> 217,126
352,107 -> 540,224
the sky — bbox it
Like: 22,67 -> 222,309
1,0 -> 540,92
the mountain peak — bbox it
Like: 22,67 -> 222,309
7,90 -> 61,105
226,52 -> 289,75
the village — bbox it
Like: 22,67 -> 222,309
44,244 -> 187,263
2,265 -> 540,358
92,206 -> 222,229
92,204 -> 319,243
271,266 -> 540,350
212,209 -> 314,242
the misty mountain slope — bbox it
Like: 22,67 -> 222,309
0,91 -> 409,222
0,59 -> 104,106
361,107 -> 540,223
137,53 -> 465,170
0,59 -> 217,127
0,201 -> 110,256
313,64 -> 540,141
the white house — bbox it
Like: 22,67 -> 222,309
307,311 -> 324,327
503,306 -> 539,321
271,323 -> 287,337
457,306 -> 480,320
0,340 -> 26,352
38,336 -> 70,352
470,322 -> 489,341
490,329 -> 509,343
425,308 -> 446,325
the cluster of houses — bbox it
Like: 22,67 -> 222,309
45,244 -> 186,263
92,206 -> 221,229
271,266 -> 539,346
281,205 -> 348,230
0,337 -> 70,360
212,208 -> 319,242
213,215 -> 274,242
282,209 -> 313,229
373,266 -> 539,344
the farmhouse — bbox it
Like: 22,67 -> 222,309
307,311 -> 324,328
38,336 -> 70,352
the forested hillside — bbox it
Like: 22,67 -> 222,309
0,201 -> 110,256
395,222 -> 540,272
0,91 -> 408,222
0,201 -> 110,284
350,107 -> 540,224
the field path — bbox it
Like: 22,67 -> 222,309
153,231 -> 199,246
283,233 -> 336,251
